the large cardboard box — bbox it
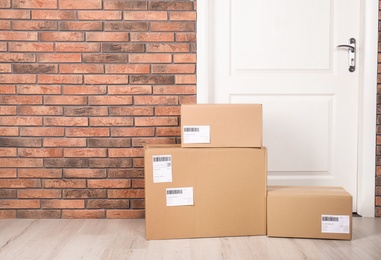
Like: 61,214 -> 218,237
145,145 -> 267,240
267,186 -> 352,240
181,104 -> 262,148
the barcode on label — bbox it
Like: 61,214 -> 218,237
322,216 -> 339,222
153,156 -> 171,162
184,127 -> 200,132
167,189 -> 183,195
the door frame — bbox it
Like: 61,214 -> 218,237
197,0 -> 378,217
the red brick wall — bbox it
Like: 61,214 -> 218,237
0,0 -> 196,219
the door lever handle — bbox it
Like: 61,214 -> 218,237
337,38 -> 356,72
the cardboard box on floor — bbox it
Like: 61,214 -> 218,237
267,186 -> 352,240
181,104 -> 262,148
145,145 -> 267,240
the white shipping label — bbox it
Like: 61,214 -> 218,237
152,155 -> 172,183
166,187 -> 194,206
183,125 -> 210,144
321,215 -> 350,234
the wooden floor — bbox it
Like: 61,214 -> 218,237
0,217 -> 380,260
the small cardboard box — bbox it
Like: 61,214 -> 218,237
145,145 -> 267,240
267,186 -> 352,240
181,104 -> 262,148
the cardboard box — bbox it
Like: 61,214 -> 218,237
267,186 -> 352,240
181,104 -> 262,148
145,145 -> 267,240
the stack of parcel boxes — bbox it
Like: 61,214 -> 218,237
145,104 -> 352,240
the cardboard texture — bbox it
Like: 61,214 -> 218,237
181,104 -> 262,148
267,186 -> 352,240
145,145 -> 267,240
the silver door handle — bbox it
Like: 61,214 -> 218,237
337,38 -> 356,72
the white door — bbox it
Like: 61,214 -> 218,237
204,0 -> 361,211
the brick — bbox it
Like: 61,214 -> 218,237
0,210 -> 16,218
108,189 -> 144,199
12,21 -> 57,31
0,96 -> 41,105
0,106 -> 16,115
89,117 -> 133,127
190,42 -> 196,52
176,32 -> 196,42
0,200 -> 40,209
18,106 -> 63,116
0,138 -> 41,147
108,169 -> 144,178
18,210 -> 60,219
64,169 -> 106,179
0,190 -> 17,199
180,95 -> 196,104
32,10 -> 76,20
146,43 -> 189,53
42,200 -> 84,209
65,128 -> 109,137
376,197 -> 381,206
89,96 -> 132,105
131,199 -> 144,209
78,11 -> 122,20
88,138 -> 131,148
44,158 -> 89,168
0,169 -> 17,178
44,96 -> 87,105
106,210 -> 144,219
18,190 -> 61,199
20,128 -> 64,137
44,117 -> 88,127
63,189 -> 106,199
0,54 -> 35,62
38,54 -> 82,63
0,64 -> 11,72
89,158 -> 132,168
0,0 -> 10,8
39,75 -> 83,84
108,86 -> 152,95
0,20 -> 10,30
105,64 -> 150,74
0,148 -> 16,157
0,10 -> 30,19
153,85 -> 196,94
18,169 -> 62,178
0,179 -> 41,188
40,32 -> 84,42
0,86 -> 15,94
170,12 -> 196,21
151,22 -> 195,32
64,106 -> 108,116
103,1 -> 147,10
87,200 -> 130,209
56,43 -> 100,52
64,148 -> 107,158
111,127 -> 155,137
83,53 -> 128,63
13,0 -> 57,9
130,75 -> 175,85
153,64 -> 195,74
60,65 -> 104,74
101,43 -> 144,53
14,64 -> 58,74
62,210 -> 105,219
157,127 -> 181,137
16,85 -> 61,94
174,53 -> 196,63
148,2 -> 194,11
86,32 -> 129,42
18,148 -> 62,158
109,148 -> 144,157
129,54 -> 171,63
88,180 -> 131,189
124,11 -> 167,20
130,32 -> 174,42
134,157 -> 145,167
132,179 -> 144,188
134,96 -> 178,105
175,75 -> 196,84
155,106 -> 180,116
84,75 -> 128,84
131,137 -> 176,147
109,106 -> 153,116
0,117 -> 42,126
60,0 -> 102,9
104,22 -> 148,31
43,138 -> 87,147
42,179 -> 86,189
